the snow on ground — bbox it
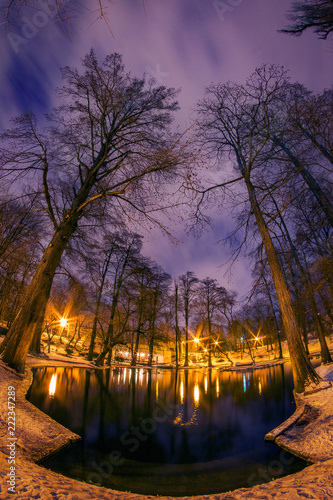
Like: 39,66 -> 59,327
2,342 -> 333,499
267,367 -> 333,464
2,451 -> 333,500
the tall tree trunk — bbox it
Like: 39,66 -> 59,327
184,304 -> 189,367
88,251 -> 113,361
246,178 -> 320,392
272,135 -> 333,227
299,127 -> 333,166
148,332 -> 154,367
295,299 -> 310,355
272,194 -> 332,364
301,250 -> 332,363
6,266 -> 30,329
175,281 -> 179,368
207,298 -> 212,368
107,346 -> 113,365
262,275 -> 283,359
0,216 -> 78,372
131,329 -> 141,367
29,313 -> 44,354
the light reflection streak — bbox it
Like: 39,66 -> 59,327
180,380 -> 184,403
49,373 -> 57,397
194,383 -> 200,405
243,374 -> 247,393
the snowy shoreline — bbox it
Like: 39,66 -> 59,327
2,355 -> 333,499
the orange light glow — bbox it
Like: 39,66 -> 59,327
194,383 -> 200,404
49,374 -> 57,397
60,318 -> 67,328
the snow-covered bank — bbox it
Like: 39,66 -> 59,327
266,365 -> 333,464
0,360 -> 80,463
1,354 -> 333,499
2,452 -> 333,500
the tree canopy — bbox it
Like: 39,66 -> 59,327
281,0 -> 333,39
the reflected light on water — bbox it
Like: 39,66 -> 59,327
194,383 -> 200,405
243,374 -> 247,393
49,374 -> 57,398
180,380 -> 184,403
28,363 -> 306,497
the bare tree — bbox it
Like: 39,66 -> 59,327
0,195 -> 43,327
178,271 -> 198,366
195,65 -> 320,392
146,264 -> 171,367
86,238 -> 115,361
281,0 -> 333,39
0,50 -> 189,372
194,277 -> 229,368
127,259 -> 154,367
95,232 -> 143,366
268,190 -> 332,363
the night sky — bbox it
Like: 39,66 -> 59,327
1,0 -> 332,299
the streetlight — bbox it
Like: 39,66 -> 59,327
60,317 -> 67,328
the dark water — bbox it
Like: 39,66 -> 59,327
26,364 -> 307,496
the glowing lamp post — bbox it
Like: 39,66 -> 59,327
60,318 -> 68,328
58,317 -> 68,345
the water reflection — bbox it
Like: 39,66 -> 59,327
28,364 -> 294,460
27,363 -> 304,496
48,373 -> 57,397
180,379 -> 184,403
194,383 -> 200,405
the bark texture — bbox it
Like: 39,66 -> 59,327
246,178 -> 320,393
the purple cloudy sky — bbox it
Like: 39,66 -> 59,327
1,0 -> 332,299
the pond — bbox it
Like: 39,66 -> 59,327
26,363 -> 307,496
